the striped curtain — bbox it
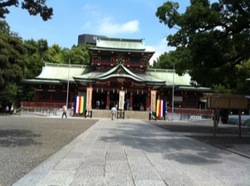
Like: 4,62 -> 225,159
74,96 -> 86,114
156,99 -> 166,118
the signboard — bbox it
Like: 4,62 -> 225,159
119,90 -> 125,110
150,90 -> 156,112
86,87 -> 93,110
205,94 -> 248,109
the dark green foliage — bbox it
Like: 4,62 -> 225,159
0,0 -> 53,20
156,0 -> 250,94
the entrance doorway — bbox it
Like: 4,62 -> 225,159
92,92 -> 107,109
133,94 -> 146,111
109,92 -> 119,109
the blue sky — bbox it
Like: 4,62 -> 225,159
5,0 -> 190,64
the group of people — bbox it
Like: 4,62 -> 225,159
62,104 -> 117,120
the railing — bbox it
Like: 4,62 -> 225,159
20,101 -> 73,109
20,101 -> 213,118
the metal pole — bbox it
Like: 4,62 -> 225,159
66,59 -> 70,109
171,63 -> 175,120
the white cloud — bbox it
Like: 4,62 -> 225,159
81,3 -> 98,15
146,38 -> 175,65
81,3 -> 139,36
97,17 -> 139,36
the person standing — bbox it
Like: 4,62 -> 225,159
5,105 -> 9,114
125,99 -> 130,110
62,105 -> 67,119
111,105 -> 117,120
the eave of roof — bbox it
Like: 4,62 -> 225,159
177,86 -> 213,92
22,79 -> 61,84
88,47 -> 154,53
98,37 -> 144,43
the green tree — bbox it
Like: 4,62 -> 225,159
0,21 -> 27,105
44,44 -> 64,63
65,45 -> 90,65
23,39 -> 48,78
0,0 -> 53,20
156,0 -> 250,94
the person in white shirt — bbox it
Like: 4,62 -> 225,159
111,106 -> 117,120
62,105 -> 67,119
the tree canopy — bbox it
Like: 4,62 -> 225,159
155,0 -> 250,94
0,21 -> 27,103
0,0 -> 53,20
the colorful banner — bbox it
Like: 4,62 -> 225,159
119,90 -> 125,110
74,96 -> 86,114
150,90 -> 156,112
86,87 -> 93,110
156,99 -> 166,118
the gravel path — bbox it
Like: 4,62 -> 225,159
0,116 -> 97,186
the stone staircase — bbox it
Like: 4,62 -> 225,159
76,109 -> 151,120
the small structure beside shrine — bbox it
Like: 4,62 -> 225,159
205,93 -> 249,137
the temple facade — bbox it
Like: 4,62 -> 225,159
23,36 -> 212,112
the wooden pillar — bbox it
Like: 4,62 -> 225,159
106,91 -> 110,109
130,92 -> 133,110
35,91 -> 39,101
146,92 -> 150,111
213,109 -> 217,137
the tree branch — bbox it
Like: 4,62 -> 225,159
0,0 -> 18,8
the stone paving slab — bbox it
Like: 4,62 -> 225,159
14,119 -> 250,186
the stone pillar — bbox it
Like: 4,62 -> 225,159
106,91 -> 110,109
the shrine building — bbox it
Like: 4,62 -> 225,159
23,36 -> 212,113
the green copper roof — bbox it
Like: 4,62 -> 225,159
74,63 -> 166,85
37,62 -> 90,81
24,62 -> 212,91
147,68 -> 192,86
23,62 -> 92,84
96,63 -> 144,81
96,37 -> 145,50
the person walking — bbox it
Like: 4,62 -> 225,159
215,109 -> 220,129
62,105 -> 67,119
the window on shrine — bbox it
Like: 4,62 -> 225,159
184,95 -> 197,107
53,91 -> 65,101
130,57 -> 140,64
101,55 -> 111,63
93,56 -> 100,62
38,91 -> 51,101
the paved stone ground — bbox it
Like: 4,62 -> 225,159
13,118 -> 250,186
150,119 -> 250,158
0,115 -> 97,186
0,116 -> 250,186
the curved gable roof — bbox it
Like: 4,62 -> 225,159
96,63 -> 144,81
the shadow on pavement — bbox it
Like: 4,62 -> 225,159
0,129 -> 41,147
